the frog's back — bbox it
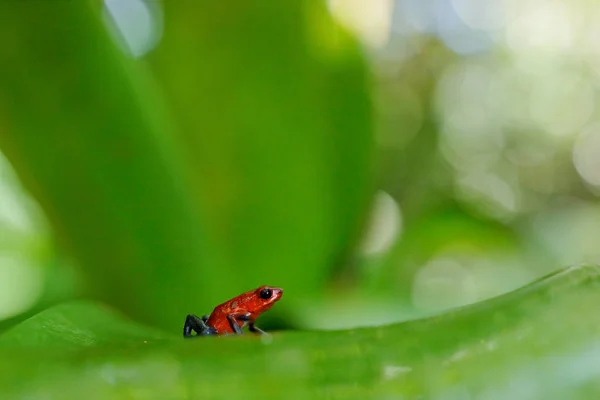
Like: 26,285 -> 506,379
206,295 -> 249,333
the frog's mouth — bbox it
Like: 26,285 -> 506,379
271,287 -> 283,301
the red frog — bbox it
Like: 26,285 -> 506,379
183,286 -> 283,337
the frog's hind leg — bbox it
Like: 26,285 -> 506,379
184,314 -> 217,338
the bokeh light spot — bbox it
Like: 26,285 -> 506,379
360,191 -> 402,256
103,0 -> 163,59
0,254 -> 43,320
412,256 -> 476,311
528,72 -> 595,137
435,0 -> 494,55
505,1 -> 580,55
328,0 -> 394,49
451,0 -> 509,31
456,170 -> 519,219
573,122 -> 600,187
0,162 -> 36,235
531,202 -> 600,266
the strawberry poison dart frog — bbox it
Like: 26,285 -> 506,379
183,286 -> 283,337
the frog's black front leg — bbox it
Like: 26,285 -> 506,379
184,314 -> 216,338
249,323 -> 267,335
226,313 -> 251,335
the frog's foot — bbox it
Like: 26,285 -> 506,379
183,314 -> 217,338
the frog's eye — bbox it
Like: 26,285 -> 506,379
259,287 -> 273,300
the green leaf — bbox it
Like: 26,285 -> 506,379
0,2 -> 227,330
0,301 -> 171,349
1,265 -> 600,399
147,1 -> 374,305
0,0 -> 373,330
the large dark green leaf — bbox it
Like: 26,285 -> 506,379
0,0 -> 373,331
0,1 -> 225,330
147,1 -> 374,307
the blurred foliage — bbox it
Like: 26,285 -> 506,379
1,0 -> 600,398
0,0 -> 372,331
1,265 -> 600,399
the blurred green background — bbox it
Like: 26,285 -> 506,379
2,0 -> 598,331
2,0 -> 600,398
